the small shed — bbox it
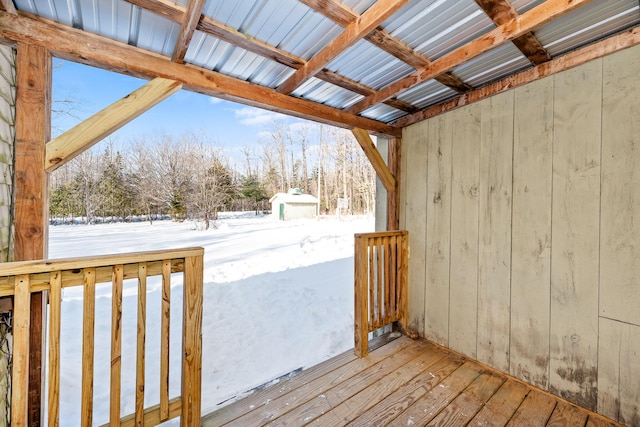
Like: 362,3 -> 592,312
269,189 -> 319,221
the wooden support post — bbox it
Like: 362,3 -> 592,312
354,235 -> 369,357
181,255 -> 203,427
387,137 -> 401,231
14,42 -> 51,427
351,128 -> 396,193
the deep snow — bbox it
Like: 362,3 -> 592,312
47,213 -> 374,424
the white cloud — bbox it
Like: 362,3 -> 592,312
233,107 -> 288,126
209,97 -> 224,105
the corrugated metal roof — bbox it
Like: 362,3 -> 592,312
535,0 -> 640,57
202,0 -> 342,60
187,31 -> 294,88
396,79 -> 457,110
360,104 -> 406,123
381,0 -> 496,60
327,39 -> 415,91
452,43 -> 531,87
11,0 -> 640,126
292,77 -> 363,108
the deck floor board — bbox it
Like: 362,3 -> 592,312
202,336 -> 624,427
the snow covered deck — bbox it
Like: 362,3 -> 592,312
202,334 -> 623,426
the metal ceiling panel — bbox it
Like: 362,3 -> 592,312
381,0 -> 496,61
534,0 -> 640,57
396,79 -> 457,109
15,0 -> 179,56
511,0 -> 545,14
327,40 -> 414,91
360,104 -> 406,123
202,0 -> 342,61
293,77 -> 363,109
187,31 -> 294,88
342,0 -> 377,15
453,42 -> 530,87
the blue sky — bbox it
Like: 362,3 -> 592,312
52,59 -> 322,160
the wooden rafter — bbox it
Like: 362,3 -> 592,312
276,0 -> 409,95
46,77 -> 183,172
300,0 -> 473,94
393,26 -> 640,128
351,128 -> 396,193
474,0 -> 550,65
172,0 -> 206,63
346,0 -> 594,115
0,11 -> 401,137
125,1 -> 417,113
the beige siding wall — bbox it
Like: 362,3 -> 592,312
401,44 -> 640,425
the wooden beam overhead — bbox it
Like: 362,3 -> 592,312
393,26 -> 640,128
297,0 -> 355,27
46,77 -> 183,172
346,0 -> 594,114
474,0 -> 551,65
351,128 -> 396,193
171,0 -> 206,63
0,11 -> 401,137
276,0 -> 410,95
124,0 -> 183,22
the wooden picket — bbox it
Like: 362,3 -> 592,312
354,231 -> 408,357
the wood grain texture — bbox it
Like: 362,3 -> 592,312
511,77 -> 553,390
159,260 -> 170,421
351,128 -> 396,193
549,60 -> 601,411
449,104 -> 480,359
136,263 -> 147,425
597,318 -> 640,425
11,275 -> 30,427
47,272 -> 61,427
506,388 -> 557,426
600,43 -> 640,327
468,379 -> 530,426
424,113 -> 452,346
354,235 -> 369,356
547,401 -> 588,426
171,0 -> 206,63
401,123 -> 428,336
477,92 -> 513,373
110,265 -> 124,426
81,268 -> 96,427
46,78 -> 182,172
181,255 -> 203,426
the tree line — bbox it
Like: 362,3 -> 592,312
49,124 -> 377,227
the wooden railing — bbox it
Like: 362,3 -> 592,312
1,247 -> 204,427
354,230 -> 408,357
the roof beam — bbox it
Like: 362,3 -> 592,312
474,0 -> 550,65
46,77 -> 182,172
0,11 -> 400,137
393,26 -> 640,128
171,0 -> 206,63
276,0 -> 409,95
346,0 -> 593,114
126,1 -> 417,113
351,128 -> 395,193
300,0 -> 472,94
125,0 -> 183,22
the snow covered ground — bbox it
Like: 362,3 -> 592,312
47,213 -> 374,425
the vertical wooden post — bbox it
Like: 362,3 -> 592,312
11,275 -> 30,427
15,42 -> 51,427
354,235 -> 369,357
387,137 -> 401,231
181,255 -> 203,427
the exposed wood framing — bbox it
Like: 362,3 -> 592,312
393,25 -> 640,128
346,0 -> 593,115
351,128 -> 396,193
276,0 -> 409,95
15,42 -> 51,427
0,11 -> 400,137
125,0 -> 182,22
171,0 -> 206,63
46,77 -> 182,172
386,138 -> 400,231
474,0 -> 550,65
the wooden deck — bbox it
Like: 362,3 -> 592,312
202,335 -> 623,427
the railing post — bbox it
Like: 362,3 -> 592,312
181,255 -> 203,426
11,275 -> 31,427
354,235 -> 369,357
